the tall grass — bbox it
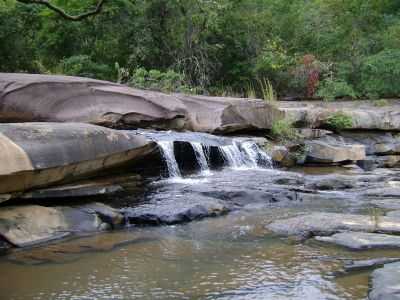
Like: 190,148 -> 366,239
258,78 -> 277,102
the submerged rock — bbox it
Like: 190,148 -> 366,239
316,232 -> 400,250
0,73 -> 282,134
267,212 -> 400,238
0,203 -> 124,247
369,261 -> 400,300
0,122 -> 154,195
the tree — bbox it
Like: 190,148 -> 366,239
15,0 -> 105,21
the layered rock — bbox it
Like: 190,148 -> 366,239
0,123 -> 155,195
279,100 -> 400,131
0,73 -> 282,133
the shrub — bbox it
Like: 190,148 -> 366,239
58,55 -> 112,80
270,118 -> 297,141
360,49 -> 400,98
317,78 -> 357,101
324,112 -> 353,131
128,68 -> 192,93
373,99 -> 389,107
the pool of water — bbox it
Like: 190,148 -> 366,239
1,168 -> 398,300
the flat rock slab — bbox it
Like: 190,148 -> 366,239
0,203 -> 123,247
0,122 -> 154,194
0,73 -> 282,133
316,232 -> 400,250
122,196 -> 230,225
387,211 -> 400,218
345,258 -> 400,272
267,212 -> 400,238
369,261 -> 400,300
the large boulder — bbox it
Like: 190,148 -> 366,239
0,123 -> 155,195
0,73 -> 282,133
0,203 -> 124,247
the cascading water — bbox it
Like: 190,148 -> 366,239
219,140 -> 273,170
191,142 -> 211,175
157,141 -> 181,178
154,132 -> 273,178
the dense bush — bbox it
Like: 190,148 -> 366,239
360,50 -> 400,98
58,55 -> 113,80
317,79 -> 358,101
324,112 -> 354,132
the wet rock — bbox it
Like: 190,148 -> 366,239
305,140 -> 366,164
267,213 -> 400,238
371,199 -> 400,210
0,73 -> 282,134
369,261 -> 400,300
122,196 -> 230,225
316,232 -> 400,250
341,131 -> 400,155
0,122 -> 154,195
0,203 -> 123,247
344,258 -> 400,272
357,159 -> 376,171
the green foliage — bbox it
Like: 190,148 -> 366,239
128,68 -> 192,93
3,0 -> 400,99
270,119 -> 297,141
58,55 -> 112,80
373,99 -> 389,107
360,49 -> 400,98
317,78 -> 358,101
324,112 -> 354,131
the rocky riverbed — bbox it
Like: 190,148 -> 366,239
1,73 -> 400,299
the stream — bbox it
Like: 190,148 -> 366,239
0,131 -> 399,300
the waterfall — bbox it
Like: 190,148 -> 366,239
157,141 -> 181,178
219,142 -> 247,169
191,142 -> 211,174
219,140 -> 273,170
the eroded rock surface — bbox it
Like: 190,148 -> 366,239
0,73 -> 282,133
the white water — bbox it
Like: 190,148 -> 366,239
157,141 -> 182,178
191,142 -> 211,175
157,139 -> 272,178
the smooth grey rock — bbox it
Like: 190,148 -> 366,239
0,73 -> 283,133
357,159 -> 377,171
305,175 -> 357,190
316,232 -> 400,250
369,261 -> 400,300
267,212 -> 400,238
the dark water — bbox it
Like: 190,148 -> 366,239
1,167 -> 399,300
